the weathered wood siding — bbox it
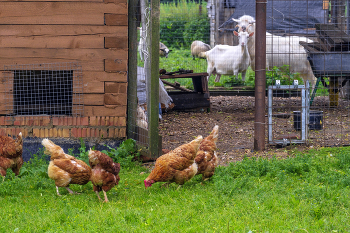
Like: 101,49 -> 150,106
0,0 -> 128,138
0,0 -> 128,117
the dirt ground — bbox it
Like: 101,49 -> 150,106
158,95 -> 350,166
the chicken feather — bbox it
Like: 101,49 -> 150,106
0,132 -> 23,180
42,139 -> 91,195
144,135 -> 203,188
195,125 -> 219,181
89,149 -> 120,202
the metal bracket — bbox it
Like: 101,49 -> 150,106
293,80 -> 298,89
276,80 -> 281,89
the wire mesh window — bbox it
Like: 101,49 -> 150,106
4,62 -> 83,116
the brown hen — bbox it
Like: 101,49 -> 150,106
88,149 -> 120,202
0,132 -> 23,181
42,139 -> 92,196
195,125 -> 219,181
144,135 -> 203,189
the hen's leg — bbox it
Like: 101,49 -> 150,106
65,187 -> 77,195
56,186 -> 61,196
176,185 -> 182,190
95,191 -> 102,201
161,182 -> 170,188
103,190 -> 109,203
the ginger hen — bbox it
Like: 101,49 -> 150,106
195,125 -> 219,181
144,135 -> 203,189
88,149 -> 120,202
0,132 -> 23,181
42,139 -> 92,196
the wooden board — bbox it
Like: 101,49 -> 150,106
83,71 -> 127,82
0,25 -> 127,37
0,35 -> 106,49
83,81 -> 104,93
104,14 -> 128,26
0,2 -> 127,25
105,59 -> 128,72
0,59 -> 104,72
84,105 -> 126,116
168,92 -> 210,111
0,48 -> 127,60
104,37 -> 128,49
83,94 -> 104,105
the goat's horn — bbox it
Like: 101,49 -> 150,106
232,18 -> 241,23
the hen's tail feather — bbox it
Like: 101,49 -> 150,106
15,132 -> 23,144
189,136 -> 203,152
41,139 -> 70,160
207,125 -> 219,142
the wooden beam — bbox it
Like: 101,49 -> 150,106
104,59 -> 128,72
0,35 -> 106,49
84,105 -> 126,116
84,71 -> 127,82
104,14 -> 128,26
83,94 -> 104,105
0,2 -> 127,25
104,37 -> 128,49
0,48 -> 127,62
83,81 -> 104,93
0,25 -> 127,37
161,80 -> 193,92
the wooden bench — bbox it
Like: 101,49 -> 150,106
160,72 -> 210,111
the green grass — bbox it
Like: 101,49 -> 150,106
1,145 -> 350,232
160,0 -> 206,19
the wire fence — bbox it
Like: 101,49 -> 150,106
129,0 -> 350,151
4,62 -> 83,118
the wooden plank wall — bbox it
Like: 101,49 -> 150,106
0,0 -> 128,117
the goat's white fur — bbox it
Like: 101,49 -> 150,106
191,40 -> 211,59
201,31 -> 253,83
232,15 -> 317,89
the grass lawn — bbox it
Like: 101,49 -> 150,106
1,146 -> 349,232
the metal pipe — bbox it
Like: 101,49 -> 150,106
254,0 -> 267,151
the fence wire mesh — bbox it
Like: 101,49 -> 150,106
4,62 -> 83,118
129,0 -> 350,150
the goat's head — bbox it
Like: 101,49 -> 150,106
233,15 -> 256,33
234,31 -> 254,47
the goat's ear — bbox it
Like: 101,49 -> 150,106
249,32 -> 254,37
234,31 -> 239,36
169,50 -> 173,52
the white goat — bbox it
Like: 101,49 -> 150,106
191,40 -> 211,59
138,27 -> 171,61
232,15 -> 317,89
201,30 -> 254,82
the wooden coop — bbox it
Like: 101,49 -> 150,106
0,0 -> 129,139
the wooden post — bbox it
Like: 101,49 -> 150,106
147,0 -> 160,158
254,0 -> 266,151
127,0 -> 138,139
